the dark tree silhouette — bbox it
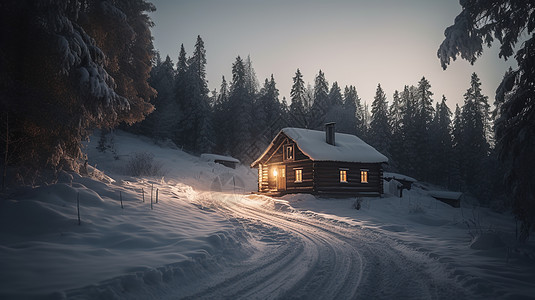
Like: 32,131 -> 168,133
438,0 -> 535,241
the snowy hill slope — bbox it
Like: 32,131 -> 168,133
0,130 -> 257,299
0,130 -> 534,299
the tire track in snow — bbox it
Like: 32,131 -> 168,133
181,193 -> 468,299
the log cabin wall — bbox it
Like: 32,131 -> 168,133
285,161 -> 314,192
313,162 -> 383,196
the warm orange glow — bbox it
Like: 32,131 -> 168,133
340,170 -> 347,183
360,170 -> 368,183
295,169 -> 302,183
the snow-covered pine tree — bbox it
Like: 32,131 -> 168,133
0,0 -> 155,172
289,69 -> 307,128
439,0 -> 534,241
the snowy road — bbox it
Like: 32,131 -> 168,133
180,193 -> 468,299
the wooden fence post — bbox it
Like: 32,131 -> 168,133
77,192 -> 81,225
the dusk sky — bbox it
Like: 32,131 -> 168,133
149,0 -> 516,109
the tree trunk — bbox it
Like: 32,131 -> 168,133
2,112 -> 8,191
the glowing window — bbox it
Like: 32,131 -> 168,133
360,170 -> 368,183
295,169 -> 303,183
339,169 -> 348,183
284,145 -> 294,161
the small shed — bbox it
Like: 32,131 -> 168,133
383,172 -> 417,197
201,154 -> 240,169
251,123 -> 388,197
429,191 -> 463,208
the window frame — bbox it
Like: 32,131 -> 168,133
360,169 -> 369,183
339,168 -> 348,183
294,168 -> 303,183
284,144 -> 294,161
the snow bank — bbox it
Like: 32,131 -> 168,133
281,189 -> 535,299
0,130 -> 257,299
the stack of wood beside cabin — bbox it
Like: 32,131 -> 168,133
251,124 -> 388,197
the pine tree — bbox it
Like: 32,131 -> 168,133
144,55 -> 178,141
439,0 -> 534,241
451,104 -> 463,190
310,70 -> 329,128
228,56 -> 253,158
413,77 -> 435,180
289,69 -> 307,127
180,35 -> 213,153
459,73 -> 490,196
399,85 -> 418,176
369,84 -> 391,160
340,85 -> 359,135
213,76 -> 230,154
0,0 -> 156,172
328,82 -> 343,107
324,82 -> 345,130
389,90 -> 404,171
429,95 -> 453,185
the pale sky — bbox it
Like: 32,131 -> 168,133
149,0 -> 516,110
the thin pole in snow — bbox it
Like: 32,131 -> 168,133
156,188 -> 159,204
120,191 -> 123,209
77,192 -> 81,225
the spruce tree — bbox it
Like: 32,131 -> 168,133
213,76 -> 230,154
289,69 -> 307,128
181,35 -> 213,153
413,77 -> 435,180
369,84 -> 391,160
429,95 -> 453,186
310,70 -> 329,128
0,0 -> 156,172
389,90 -> 404,171
439,0 -> 535,241
228,56 -> 252,158
460,73 -> 490,196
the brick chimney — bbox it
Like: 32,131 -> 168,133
325,122 -> 335,146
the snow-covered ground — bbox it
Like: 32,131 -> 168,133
0,130 -> 534,299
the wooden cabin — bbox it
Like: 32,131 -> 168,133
251,123 -> 388,197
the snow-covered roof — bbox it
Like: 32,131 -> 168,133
428,191 -> 463,200
201,153 -> 240,163
253,127 -> 388,165
383,172 -> 417,182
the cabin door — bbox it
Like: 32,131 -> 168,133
276,166 -> 286,191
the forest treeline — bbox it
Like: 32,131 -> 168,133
0,1 -> 532,241
127,35 -> 502,206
